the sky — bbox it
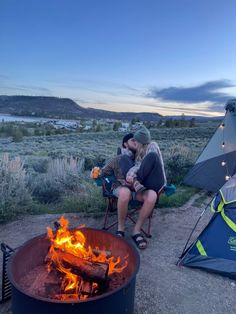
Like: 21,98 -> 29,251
1,0 -> 236,116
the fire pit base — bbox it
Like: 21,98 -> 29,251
11,280 -> 136,314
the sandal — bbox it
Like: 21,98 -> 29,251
116,230 -> 125,238
132,233 -> 147,250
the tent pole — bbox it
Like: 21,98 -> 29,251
177,198 -> 213,264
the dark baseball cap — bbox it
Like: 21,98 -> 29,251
122,133 -> 134,147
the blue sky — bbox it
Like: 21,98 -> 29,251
1,0 -> 236,116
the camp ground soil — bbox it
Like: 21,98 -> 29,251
1,194 -> 236,314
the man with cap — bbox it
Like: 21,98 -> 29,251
116,132 -> 136,156
98,132 -> 136,197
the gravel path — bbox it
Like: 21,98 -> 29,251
1,194 -> 236,314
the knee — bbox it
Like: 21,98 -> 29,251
118,187 -> 132,201
145,190 -> 157,204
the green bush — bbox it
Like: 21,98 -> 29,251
30,157 -> 85,203
84,155 -> 106,170
62,181 -> 105,214
12,128 -> 23,142
30,158 -> 49,173
0,154 -> 32,222
164,145 -> 195,184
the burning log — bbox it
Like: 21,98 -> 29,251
47,250 -> 109,285
92,249 -> 112,258
80,280 -> 93,295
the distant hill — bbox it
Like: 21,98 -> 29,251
164,115 -> 223,121
0,95 -> 162,121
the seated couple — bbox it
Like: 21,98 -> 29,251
101,127 -> 166,250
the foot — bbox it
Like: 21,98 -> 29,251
116,230 -> 125,238
132,233 -> 147,250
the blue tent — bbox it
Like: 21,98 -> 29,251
179,174 -> 236,279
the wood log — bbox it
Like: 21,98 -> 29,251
48,250 -> 109,284
92,249 -> 112,258
80,280 -> 92,295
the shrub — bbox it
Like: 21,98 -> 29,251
30,157 -> 49,173
62,181 -> 105,214
0,154 -> 32,222
30,157 -> 85,203
164,145 -> 195,184
84,155 -> 106,170
12,128 -> 23,142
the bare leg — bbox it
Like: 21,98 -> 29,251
133,190 -> 157,235
117,187 -> 132,232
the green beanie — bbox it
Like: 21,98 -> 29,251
134,127 -> 151,144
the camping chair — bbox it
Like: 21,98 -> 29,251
95,176 -> 171,238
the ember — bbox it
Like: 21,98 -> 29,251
22,216 -> 128,301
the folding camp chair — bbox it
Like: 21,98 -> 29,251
93,146 -> 176,238
97,176 -> 164,238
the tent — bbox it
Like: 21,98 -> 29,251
179,173 -> 236,279
184,99 -> 236,192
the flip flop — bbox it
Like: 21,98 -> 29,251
116,230 -> 125,238
132,233 -> 147,250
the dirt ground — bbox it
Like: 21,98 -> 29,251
1,194 -> 236,314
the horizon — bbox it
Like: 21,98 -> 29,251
0,94 -> 226,118
1,0 -> 236,117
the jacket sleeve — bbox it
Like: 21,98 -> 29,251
126,161 -> 141,179
101,158 -> 115,177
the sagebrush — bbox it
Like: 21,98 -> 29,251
0,154 -> 31,222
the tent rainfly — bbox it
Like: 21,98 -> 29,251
184,99 -> 236,192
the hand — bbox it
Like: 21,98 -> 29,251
126,176 -> 134,184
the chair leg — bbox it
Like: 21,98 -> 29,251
102,199 -> 111,230
103,198 -> 155,237
102,198 -> 118,231
145,215 -> 152,238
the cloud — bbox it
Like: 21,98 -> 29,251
0,84 -> 52,96
51,79 -> 140,98
147,80 -> 235,105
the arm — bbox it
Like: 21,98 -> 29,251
126,162 -> 141,182
101,158 -> 115,177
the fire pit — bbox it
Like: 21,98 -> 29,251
7,218 -> 140,314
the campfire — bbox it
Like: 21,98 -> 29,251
45,216 -> 128,300
7,218 -> 139,314
18,216 -> 128,301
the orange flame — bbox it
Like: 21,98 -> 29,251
46,216 -> 128,300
